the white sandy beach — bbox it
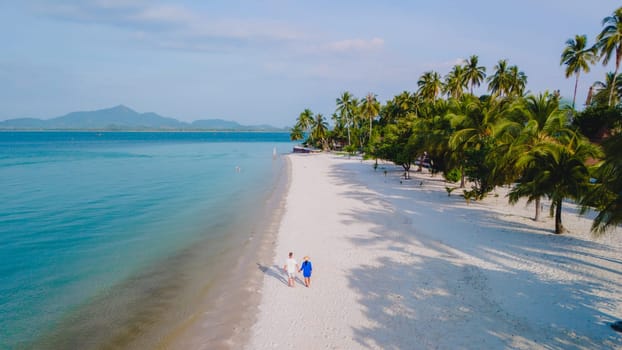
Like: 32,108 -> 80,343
245,153 -> 622,349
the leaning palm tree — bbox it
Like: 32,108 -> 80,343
464,55 -> 486,95
417,71 -> 443,101
290,124 -> 304,141
487,59 -> 511,97
336,91 -> 356,146
595,7 -> 622,106
561,34 -> 597,108
296,109 -> 314,133
360,93 -> 380,145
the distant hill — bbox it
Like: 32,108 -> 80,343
0,105 -> 285,131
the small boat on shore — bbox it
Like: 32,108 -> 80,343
293,146 -> 320,153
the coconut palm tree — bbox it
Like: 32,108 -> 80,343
581,132 -> 622,233
561,34 -> 597,109
336,91 -> 356,146
444,64 -> 467,99
596,7 -> 622,106
290,124 -> 304,141
311,113 -> 329,150
487,59 -> 511,97
296,109 -> 314,132
449,95 -> 507,193
510,133 -> 602,234
417,71 -> 443,101
591,72 -> 622,106
361,93 -> 380,145
464,55 -> 486,95
508,65 -> 528,97
505,92 -> 572,220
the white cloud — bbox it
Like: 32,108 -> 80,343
34,1 -> 304,51
324,37 -> 384,53
128,4 -> 196,25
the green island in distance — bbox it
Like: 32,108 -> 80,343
0,105 -> 287,132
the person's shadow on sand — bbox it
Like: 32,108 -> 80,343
257,263 -> 289,286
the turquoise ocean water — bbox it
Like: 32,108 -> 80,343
0,132 -> 292,348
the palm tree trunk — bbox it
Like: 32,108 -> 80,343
608,58 -> 620,107
534,197 -> 541,221
572,72 -> 580,109
554,198 -> 565,234
369,116 -> 372,145
460,165 -> 465,188
347,125 -> 351,146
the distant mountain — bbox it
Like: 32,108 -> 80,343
0,105 -> 285,131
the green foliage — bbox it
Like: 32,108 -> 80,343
581,132 -> 622,233
462,189 -> 477,204
573,105 -> 622,140
445,186 -> 457,196
344,144 -> 357,155
463,140 -> 496,199
560,34 -> 597,108
290,37 -> 620,235
290,124 -> 304,141
444,168 -> 461,183
596,7 -> 622,106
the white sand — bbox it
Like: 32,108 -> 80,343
245,153 -> 622,349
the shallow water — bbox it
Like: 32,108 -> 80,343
0,131 -> 292,348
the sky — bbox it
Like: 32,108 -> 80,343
0,1 -> 618,127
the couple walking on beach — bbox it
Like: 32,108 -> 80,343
284,252 -> 312,287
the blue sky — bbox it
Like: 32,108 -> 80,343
0,1 -> 617,127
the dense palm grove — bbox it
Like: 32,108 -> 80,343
290,7 -> 622,235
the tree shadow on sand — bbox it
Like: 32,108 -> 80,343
327,158 -> 622,349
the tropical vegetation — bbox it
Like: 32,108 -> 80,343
290,6 -> 622,235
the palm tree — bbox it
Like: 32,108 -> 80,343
596,7 -> 622,106
510,134 -> 602,234
336,92 -> 356,145
444,64 -> 467,99
449,95 -> 506,193
561,34 -> 597,108
591,72 -> 622,106
508,65 -> 528,97
464,55 -> 486,94
361,93 -> 380,145
487,59 -> 511,97
581,132 -> 622,233
290,124 -> 304,141
417,71 -> 443,101
505,92 -> 571,220
311,113 -> 329,150
296,109 -> 314,132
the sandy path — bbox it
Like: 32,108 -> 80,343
246,153 -> 622,349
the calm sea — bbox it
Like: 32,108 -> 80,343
0,131 -> 292,349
